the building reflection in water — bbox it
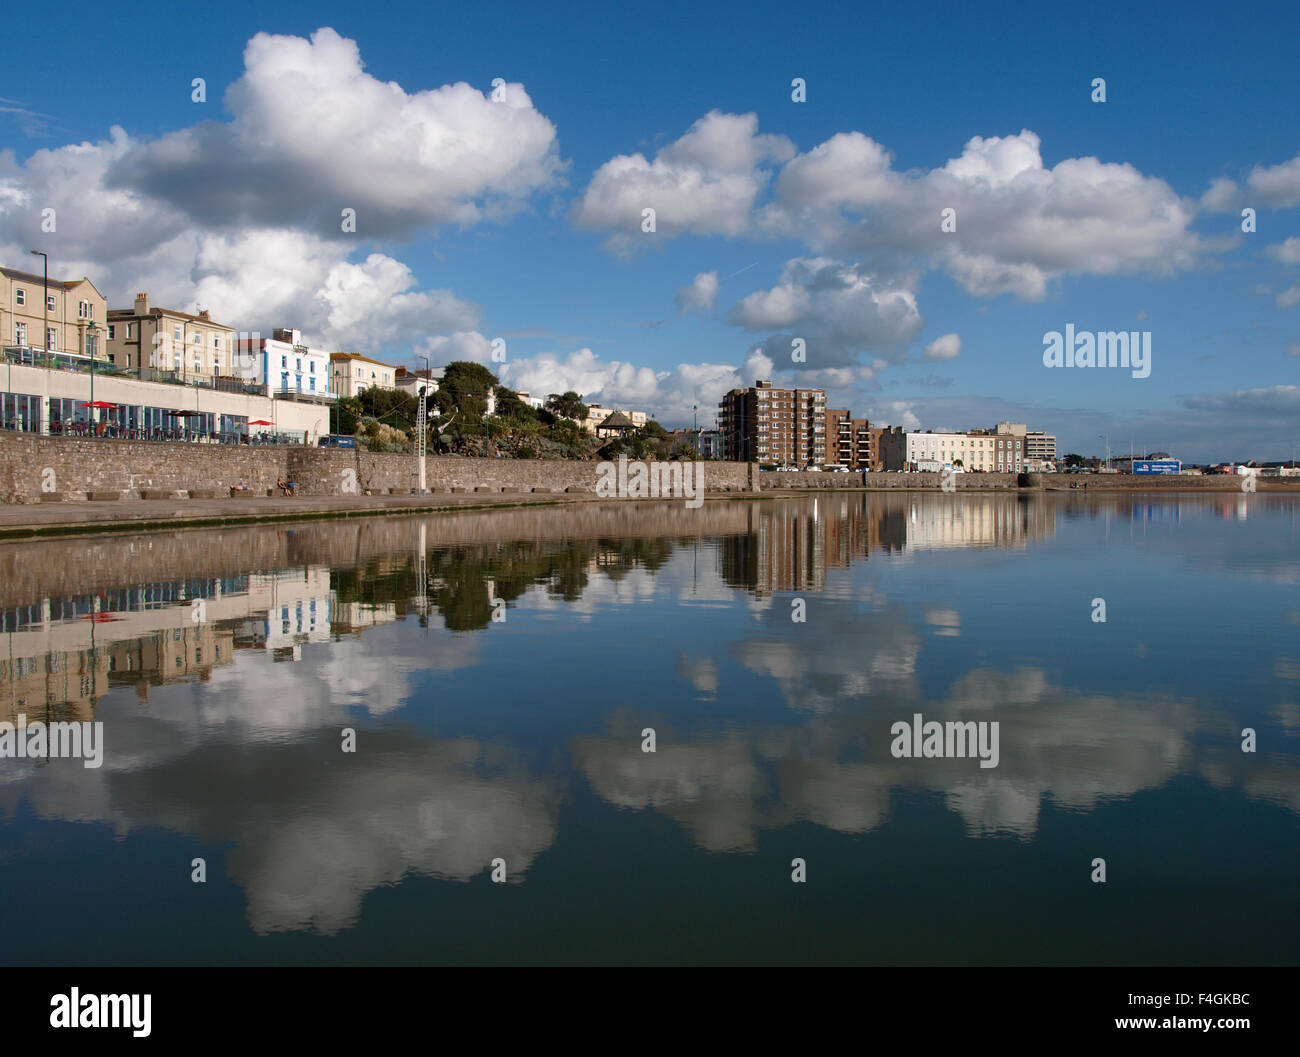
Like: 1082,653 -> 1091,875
0,495 -> 1066,718
0,493 -> 1292,942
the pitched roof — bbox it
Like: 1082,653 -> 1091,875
599,410 -> 636,429
106,304 -> 233,328
329,351 -> 395,368
1,266 -> 94,291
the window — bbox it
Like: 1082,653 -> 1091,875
47,294 -> 56,312
15,289 -> 24,306
214,360 -> 220,375
192,332 -> 200,343
295,358 -> 301,371
213,335 -> 221,348
281,355 -> 287,368
173,325 -> 182,341
309,378 -> 316,392
309,361 -> 315,374
46,327 -> 57,352
107,324 -> 115,340
126,323 -> 133,339
78,300 -> 88,319
14,322 -> 26,345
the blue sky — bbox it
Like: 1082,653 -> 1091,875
2,0 -> 1298,460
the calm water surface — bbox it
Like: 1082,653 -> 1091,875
1,493 -> 1297,964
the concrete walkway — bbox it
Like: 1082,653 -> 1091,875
0,491 -> 590,539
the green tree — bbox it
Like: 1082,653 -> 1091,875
435,361 -> 499,420
493,387 -> 539,423
1064,453 -> 1084,467
545,391 -> 588,421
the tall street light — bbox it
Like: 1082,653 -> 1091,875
29,250 -> 47,366
416,354 -> 431,494
87,320 -> 99,425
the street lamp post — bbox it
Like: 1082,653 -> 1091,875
29,250 -> 47,367
87,321 -> 98,428
416,354 -> 430,494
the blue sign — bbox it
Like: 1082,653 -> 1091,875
1133,459 -> 1181,475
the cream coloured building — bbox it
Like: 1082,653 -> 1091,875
1,265 -> 109,362
581,403 -> 646,434
330,352 -> 397,398
106,292 -> 238,383
901,430 -> 1023,472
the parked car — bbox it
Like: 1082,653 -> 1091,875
318,434 -> 357,449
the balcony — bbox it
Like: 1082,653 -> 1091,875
4,345 -> 129,376
274,388 -> 337,404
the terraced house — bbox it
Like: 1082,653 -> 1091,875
1,265 -> 109,363
106,292 -> 237,383
330,352 -> 397,398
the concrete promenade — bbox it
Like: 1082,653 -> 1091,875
2,475 -> 1295,539
0,491 -> 589,539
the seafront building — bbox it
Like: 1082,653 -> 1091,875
394,366 -> 444,398
232,328 -> 333,400
881,428 -> 1024,472
719,380 -> 827,466
106,292 -> 238,384
330,352 -> 398,398
581,403 -> 647,435
718,377 -> 1050,471
824,409 -> 875,469
1024,429 -> 1056,460
1,266 -> 109,366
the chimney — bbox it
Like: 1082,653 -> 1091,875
197,309 -> 210,321
134,292 -> 149,314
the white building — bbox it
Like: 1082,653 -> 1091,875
232,329 -> 333,399
901,429 -> 1023,473
394,366 -> 444,397
512,391 -> 546,411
